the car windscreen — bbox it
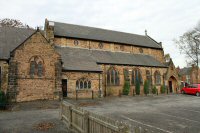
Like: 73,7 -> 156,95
191,84 -> 198,88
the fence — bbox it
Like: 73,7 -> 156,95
61,101 -> 130,133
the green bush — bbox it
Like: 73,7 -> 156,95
136,79 -> 140,95
123,81 -> 130,95
144,80 -> 149,95
161,85 -> 166,94
152,86 -> 157,94
0,90 -> 8,109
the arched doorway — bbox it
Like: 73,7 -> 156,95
168,76 -> 178,93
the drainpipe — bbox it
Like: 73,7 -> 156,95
98,73 -> 101,97
104,65 -> 107,97
151,67 -> 153,93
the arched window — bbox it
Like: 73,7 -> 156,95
132,69 -> 143,85
107,68 -> 119,85
38,61 -> 43,77
88,81 -> 91,89
154,71 -> 161,85
30,61 -> 36,76
76,78 -> 91,89
80,81 -> 83,89
136,69 -> 143,84
123,68 -> 129,81
146,70 -> 151,82
29,56 -> 44,77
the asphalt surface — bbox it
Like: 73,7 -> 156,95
0,101 -> 72,133
68,94 -> 200,133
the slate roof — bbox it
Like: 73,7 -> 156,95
164,61 -> 171,67
179,67 -> 192,75
53,22 -> 162,49
55,46 -> 166,72
0,27 -> 35,59
55,46 -> 102,72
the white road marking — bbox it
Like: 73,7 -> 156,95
122,115 -> 173,133
157,112 -> 200,124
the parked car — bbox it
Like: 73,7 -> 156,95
181,84 -> 200,96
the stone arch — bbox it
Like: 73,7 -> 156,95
62,75 -> 69,80
29,55 -> 44,64
168,75 -> 178,93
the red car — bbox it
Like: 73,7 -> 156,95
181,84 -> 200,96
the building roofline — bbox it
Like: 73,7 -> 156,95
10,28 -> 49,55
96,62 -> 168,68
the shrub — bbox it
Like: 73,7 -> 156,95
144,80 -> 149,95
0,90 -> 8,109
136,79 -> 140,95
161,85 -> 166,94
123,81 -> 130,95
152,86 -> 157,94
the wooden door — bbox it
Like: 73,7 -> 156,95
62,79 -> 68,97
169,81 -> 173,93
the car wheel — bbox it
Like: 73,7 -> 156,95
196,92 -> 200,97
181,91 -> 185,94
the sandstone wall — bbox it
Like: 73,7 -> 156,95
62,71 -> 101,99
54,37 -> 165,63
101,64 -> 167,96
12,31 -> 61,102
62,64 -> 167,98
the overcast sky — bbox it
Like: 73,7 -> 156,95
1,0 -> 200,68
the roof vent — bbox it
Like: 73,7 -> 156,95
145,29 -> 147,36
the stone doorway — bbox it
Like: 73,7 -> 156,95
62,79 -> 68,97
169,81 -> 173,93
168,76 -> 178,93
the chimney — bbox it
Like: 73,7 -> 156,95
44,19 -> 54,45
159,42 -> 162,48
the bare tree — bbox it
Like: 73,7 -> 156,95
0,18 -> 31,28
175,22 -> 200,82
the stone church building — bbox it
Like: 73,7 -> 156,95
0,19 -> 179,102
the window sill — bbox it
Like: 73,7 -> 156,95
107,85 -> 120,86
76,89 -> 92,92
